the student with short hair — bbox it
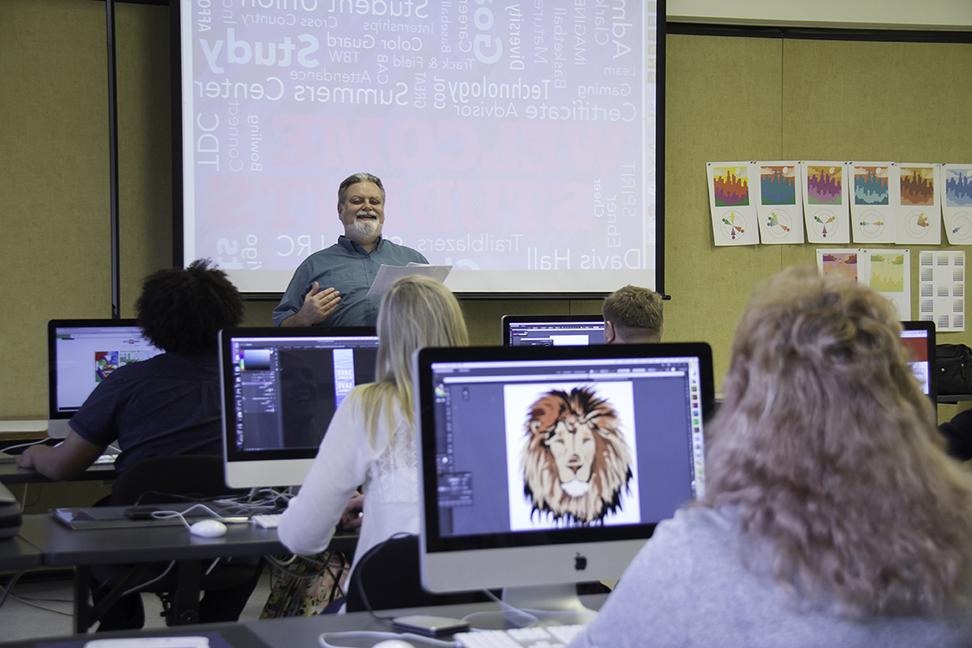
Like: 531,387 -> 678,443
602,285 -> 663,344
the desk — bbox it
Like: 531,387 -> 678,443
18,511 -> 357,633
0,461 -> 116,485
938,394 -> 972,404
0,536 -> 42,572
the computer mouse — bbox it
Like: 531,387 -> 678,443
371,641 -> 416,648
189,519 -> 227,538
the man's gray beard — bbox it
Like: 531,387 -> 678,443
346,218 -> 381,244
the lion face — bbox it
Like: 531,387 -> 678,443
521,386 -> 633,525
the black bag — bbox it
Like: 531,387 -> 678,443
936,344 -> 972,395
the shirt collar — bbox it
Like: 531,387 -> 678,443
338,234 -> 384,254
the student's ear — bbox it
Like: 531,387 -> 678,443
604,320 -> 616,344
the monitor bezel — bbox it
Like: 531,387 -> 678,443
415,342 -> 714,558
48,318 -> 149,420
901,320 -> 936,403
218,326 -> 378,488
500,314 -> 606,346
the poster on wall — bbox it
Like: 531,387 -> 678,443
849,161 -> 895,244
803,162 -> 850,244
896,163 -> 941,245
754,161 -> 804,244
706,162 -> 759,246
942,164 -> 972,245
919,250 -> 965,332
816,247 -> 911,320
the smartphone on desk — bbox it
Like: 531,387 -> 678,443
392,614 -> 470,637
123,506 -> 161,521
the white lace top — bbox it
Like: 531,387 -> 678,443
277,388 -> 420,575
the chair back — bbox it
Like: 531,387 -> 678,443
344,534 -> 491,612
109,454 -> 234,506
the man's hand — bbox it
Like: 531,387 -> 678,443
16,431 -> 105,480
339,493 -> 365,531
285,282 -> 341,326
16,444 -> 44,469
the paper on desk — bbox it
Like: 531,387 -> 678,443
366,263 -> 452,298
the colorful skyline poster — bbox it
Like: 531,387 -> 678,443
755,161 -> 803,244
817,248 -> 911,320
849,162 -> 895,244
943,164 -> 972,244
707,162 -> 759,246
919,250 -> 964,332
802,162 -> 849,244
896,163 -> 941,245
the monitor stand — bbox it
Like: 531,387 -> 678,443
502,584 -> 595,623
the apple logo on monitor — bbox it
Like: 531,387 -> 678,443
574,553 -> 588,571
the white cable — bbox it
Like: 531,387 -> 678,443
318,631 -> 456,648
120,560 -> 177,597
0,437 -> 50,454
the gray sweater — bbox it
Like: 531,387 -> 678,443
569,507 -> 972,647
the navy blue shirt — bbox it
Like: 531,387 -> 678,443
69,353 -> 222,474
272,235 -> 428,327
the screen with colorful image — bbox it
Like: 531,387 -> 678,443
175,1 -> 662,295
424,350 -> 707,540
900,321 -> 935,398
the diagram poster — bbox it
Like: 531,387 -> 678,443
943,164 -> 972,245
706,162 -> 759,246
816,248 -> 911,320
896,164 -> 941,245
803,162 -> 850,244
919,250 -> 965,332
849,161 -> 895,244
754,161 -> 804,244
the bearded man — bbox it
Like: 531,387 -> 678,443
273,172 -> 428,327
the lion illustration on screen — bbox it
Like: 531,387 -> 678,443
520,386 -> 634,525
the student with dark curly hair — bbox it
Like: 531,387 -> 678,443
19,259 -> 243,478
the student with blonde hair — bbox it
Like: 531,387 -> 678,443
278,275 -> 468,577
571,267 -> 972,647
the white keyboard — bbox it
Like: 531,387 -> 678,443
454,624 -> 585,648
250,513 -> 283,529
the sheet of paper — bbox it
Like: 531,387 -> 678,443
816,248 -> 911,320
803,162 -> 850,243
943,164 -> 972,244
366,264 -> 452,298
849,161 -> 895,243
706,162 -> 759,246
754,161 -> 804,244
896,163 -> 941,245
919,250 -> 965,332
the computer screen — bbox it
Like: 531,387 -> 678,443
219,327 -> 379,488
901,321 -> 936,401
415,343 -> 713,609
48,320 -> 163,437
502,315 -> 605,347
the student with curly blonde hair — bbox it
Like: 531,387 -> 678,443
278,275 -> 468,579
571,267 -> 972,647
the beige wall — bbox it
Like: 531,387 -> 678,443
3,2 -> 971,421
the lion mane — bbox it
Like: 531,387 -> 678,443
520,386 -> 634,525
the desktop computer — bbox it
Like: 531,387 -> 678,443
900,321 -> 936,401
218,327 -> 379,488
48,320 -> 163,439
502,315 -> 605,347
413,342 -> 713,612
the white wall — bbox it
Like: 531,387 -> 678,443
668,0 -> 972,31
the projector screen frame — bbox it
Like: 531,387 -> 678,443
169,1 -> 668,299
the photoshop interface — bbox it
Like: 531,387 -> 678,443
54,326 -> 162,413
429,356 -> 706,537
900,329 -> 931,394
230,336 -> 378,452
508,321 -> 606,346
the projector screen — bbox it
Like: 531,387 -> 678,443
175,0 -> 662,295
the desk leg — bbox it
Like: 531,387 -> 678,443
168,561 -> 202,626
75,564 -> 155,633
73,566 -> 91,634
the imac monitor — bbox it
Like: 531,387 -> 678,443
901,321 -> 936,402
502,315 -> 605,347
415,342 -> 713,610
219,327 -> 379,488
48,320 -> 163,439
